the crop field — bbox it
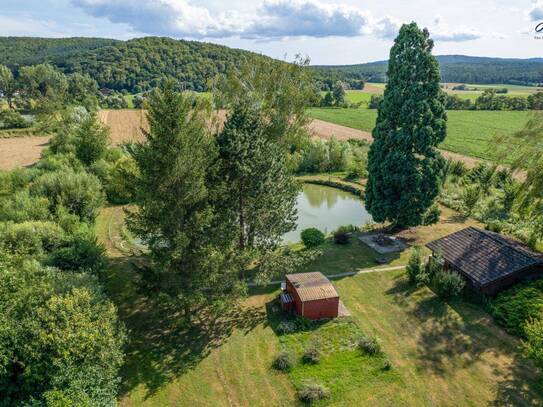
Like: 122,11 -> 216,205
98,109 -> 148,145
0,136 -> 50,170
308,108 -> 530,160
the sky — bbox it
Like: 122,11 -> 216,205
0,0 -> 542,65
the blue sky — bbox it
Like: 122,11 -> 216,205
1,0 -> 542,64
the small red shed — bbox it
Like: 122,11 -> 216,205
281,272 -> 339,320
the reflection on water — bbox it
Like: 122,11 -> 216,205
282,183 -> 372,243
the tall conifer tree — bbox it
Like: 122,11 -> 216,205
365,22 -> 446,228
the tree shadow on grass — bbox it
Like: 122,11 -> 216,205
384,274 -> 543,403
105,257 -> 267,400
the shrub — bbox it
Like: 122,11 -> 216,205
490,279 -> 543,337
523,318 -> 543,368
333,230 -> 350,245
49,236 -> 106,273
30,170 -> 105,222
381,358 -> 392,371
298,381 -> 330,403
0,190 -> 50,222
273,351 -> 295,372
0,109 -> 30,129
74,114 -> 110,166
301,228 -> 325,248
406,246 -> 424,284
461,185 -> 480,216
0,221 -> 66,257
422,204 -> 440,225
276,320 -> 297,335
302,347 -> 321,364
0,257 -> 125,406
431,270 -> 465,299
357,334 -> 381,355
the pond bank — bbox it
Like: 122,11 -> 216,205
297,174 -> 364,197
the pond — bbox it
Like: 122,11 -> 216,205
282,183 -> 373,244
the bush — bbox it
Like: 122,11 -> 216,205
302,347 -> 321,364
49,236 -> 106,273
0,109 -> 30,129
431,270 -> 465,299
381,358 -> 392,371
276,320 -> 298,335
422,204 -> 440,225
298,381 -> 330,403
357,334 -> 381,355
406,246 -> 424,284
30,170 -> 105,222
0,190 -> 50,222
333,229 -> 351,245
0,256 -> 125,406
273,351 -> 295,371
301,228 -> 325,248
523,318 -> 543,368
0,221 -> 66,257
490,279 -> 543,337
74,114 -> 110,166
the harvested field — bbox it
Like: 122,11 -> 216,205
98,109 -> 148,145
0,136 -> 49,170
309,118 -> 373,142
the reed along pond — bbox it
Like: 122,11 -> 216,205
282,183 -> 372,244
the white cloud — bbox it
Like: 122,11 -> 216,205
0,14 -> 63,36
70,0 -> 493,43
529,2 -> 543,21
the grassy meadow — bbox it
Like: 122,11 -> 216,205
308,107 -> 530,161
95,204 -> 543,406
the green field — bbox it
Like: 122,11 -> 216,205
96,205 -> 543,406
308,108 -> 530,160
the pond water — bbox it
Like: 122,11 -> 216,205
282,183 -> 373,244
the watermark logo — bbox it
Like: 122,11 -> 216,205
535,22 -> 543,39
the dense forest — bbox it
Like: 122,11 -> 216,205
0,37 -> 276,93
2,37 -> 543,94
312,55 -> 543,86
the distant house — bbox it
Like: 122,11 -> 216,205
281,272 -> 339,320
426,227 -> 543,296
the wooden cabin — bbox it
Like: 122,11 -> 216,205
281,272 -> 339,320
426,227 -> 543,296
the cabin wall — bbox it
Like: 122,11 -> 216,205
301,297 -> 339,320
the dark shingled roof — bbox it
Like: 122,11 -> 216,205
285,272 -> 339,302
426,227 -> 543,287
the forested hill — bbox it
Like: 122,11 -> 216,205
311,55 -> 543,86
0,36 -> 275,92
0,37 -> 119,67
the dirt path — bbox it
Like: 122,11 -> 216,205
0,136 -> 50,170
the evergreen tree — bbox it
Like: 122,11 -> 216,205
365,23 -> 447,228
215,102 -> 299,278
126,81 -> 242,315
332,81 -> 346,106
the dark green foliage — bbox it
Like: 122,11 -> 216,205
298,381 -> 330,403
0,255 -> 125,406
332,81 -> 346,106
431,270 -> 465,299
357,334 -> 381,355
311,55 -> 543,87
528,92 -> 543,110
490,279 -> 543,337
273,351 -> 295,371
444,94 -> 472,110
301,228 -> 325,248
49,236 -> 106,274
302,347 -> 321,364
30,170 -> 105,222
475,90 -> 528,111
461,185 -> 480,215
73,113 -> 110,166
100,93 -> 129,109
215,102 -> 299,255
365,23 -> 446,228
0,64 -> 16,108
126,81 -> 242,311
523,319 -> 543,369
368,94 -> 383,109
320,91 -> 334,107
406,247 -> 424,284
333,230 -> 351,245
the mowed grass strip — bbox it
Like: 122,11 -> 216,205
307,108 -> 529,161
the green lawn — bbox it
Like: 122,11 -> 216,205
307,108 -> 530,161
96,206 -> 542,406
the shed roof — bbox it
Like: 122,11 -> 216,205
285,272 -> 339,302
426,227 -> 543,287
